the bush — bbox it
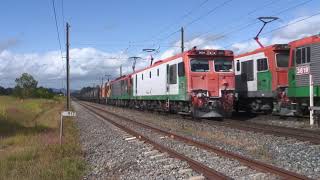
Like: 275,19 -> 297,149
12,73 -> 55,99
34,87 -> 54,99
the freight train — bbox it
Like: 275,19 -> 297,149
79,34 -> 320,119
81,48 -> 235,118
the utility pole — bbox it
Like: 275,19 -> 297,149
66,22 -> 70,110
120,65 -> 122,76
181,27 -> 184,53
101,76 -> 104,88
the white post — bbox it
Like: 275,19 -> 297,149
60,114 -> 63,145
310,74 -> 314,126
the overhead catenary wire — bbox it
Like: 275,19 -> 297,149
183,0 -> 233,28
61,0 -> 65,31
223,11 -> 320,49
50,0 -> 66,90
149,0 -> 209,41
191,0 -> 282,41
191,0 -> 314,48
50,0 -> 64,60
154,0 -> 234,44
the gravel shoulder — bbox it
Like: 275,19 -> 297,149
73,102 -> 202,180
244,114 -> 320,130
91,103 -> 320,179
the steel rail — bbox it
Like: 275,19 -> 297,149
80,101 -> 312,180
214,120 -> 320,144
78,101 -> 230,180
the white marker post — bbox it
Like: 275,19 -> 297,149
310,74 -> 314,126
60,111 -> 77,145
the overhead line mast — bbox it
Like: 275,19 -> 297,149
181,27 -> 184,53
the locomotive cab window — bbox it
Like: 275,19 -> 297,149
257,58 -> 268,71
178,62 -> 185,76
276,52 -> 289,67
169,64 -> 177,84
296,47 -> 311,65
236,60 -> 240,71
190,59 -> 209,72
241,60 -> 254,81
214,59 -> 232,72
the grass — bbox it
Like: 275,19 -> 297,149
0,96 -> 86,180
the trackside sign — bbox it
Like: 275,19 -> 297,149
61,111 -> 76,117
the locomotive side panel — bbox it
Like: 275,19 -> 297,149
235,52 -> 271,97
311,43 -> 320,86
289,42 -> 320,97
132,57 -> 186,101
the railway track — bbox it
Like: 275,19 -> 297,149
78,101 -> 311,180
206,119 -> 320,145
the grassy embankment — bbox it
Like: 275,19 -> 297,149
0,96 -> 86,180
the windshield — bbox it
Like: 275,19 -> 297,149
190,59 -> 210,72
214,59 -> 233,72
276,52 -> 289,67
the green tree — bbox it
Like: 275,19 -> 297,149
14,73 -> 38,98
34,87 -> 54,99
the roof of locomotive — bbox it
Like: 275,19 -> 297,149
235,44 -> 290,59
289,34 -> 320,48
108,48 -> 233,84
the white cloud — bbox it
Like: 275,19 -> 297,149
0,48 -> 134,89
1,14 -> 319,89
230,37 -> 269,54
270,15 -> 320,44
159,36 -> 222,59
230,15 -> 320,54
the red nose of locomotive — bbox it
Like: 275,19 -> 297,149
219,74 -> 235,93
187,49 -> 235,118
188,49 -> 234,97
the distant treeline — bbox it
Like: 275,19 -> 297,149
0,73 -> 63,99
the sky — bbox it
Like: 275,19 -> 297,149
0,0 -> 320,89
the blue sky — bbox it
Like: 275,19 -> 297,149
0,0 -> 320,89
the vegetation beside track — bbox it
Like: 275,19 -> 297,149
0,96 -> 86,180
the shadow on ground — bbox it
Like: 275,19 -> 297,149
0,118 -> 53,138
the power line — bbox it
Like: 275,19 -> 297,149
246,0 -> 278,16
192,0 -> 314,47
150,0 -> 209,40
223,11 -> 320,49
50,0 -> 63,59
154,0 -> 234,44
184,0 -> 234,28
61,0 -> 66,50
73,42 -> 179,47
61,0 -> 65,27
191,0 -> 280,40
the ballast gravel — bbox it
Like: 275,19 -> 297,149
92,102 -> 320,179
107,116 -> 278,179
73,102 -> 201,180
